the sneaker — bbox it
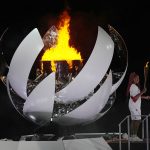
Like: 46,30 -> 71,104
133,136 -> 143,142
129,136 -> 135,141
122,133 -> 128,140
129,135 -> 142,142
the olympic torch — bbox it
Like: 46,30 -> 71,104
144,61 -> 149,89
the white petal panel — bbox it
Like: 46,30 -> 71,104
110,66 -> 128,94
6,78 -> 25,117
7,28 -> 44,99
56,26 -> 114,103
53,71 -> 112,125
23,72 -> 55,123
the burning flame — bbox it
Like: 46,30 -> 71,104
144,61 -> 149,88
145,61 -> 149,68
42,11 -> 82,72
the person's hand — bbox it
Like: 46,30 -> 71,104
147,96 -> 150,100
145,96 -> 150,100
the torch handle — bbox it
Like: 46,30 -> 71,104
144,62 -> 149,89
144,78 -> 147,89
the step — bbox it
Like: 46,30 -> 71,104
108,139 -> 150,150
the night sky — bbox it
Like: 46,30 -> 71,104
0,0 -> 149,71
0,0 -> 150,139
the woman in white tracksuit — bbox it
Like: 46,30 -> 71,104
126,72 -> 150,141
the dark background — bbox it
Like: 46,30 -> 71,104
0,0 -> 150,139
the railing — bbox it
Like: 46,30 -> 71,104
118,114 -> 149,150
142,114 -> 150,150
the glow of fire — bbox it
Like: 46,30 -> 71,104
42,11 -> 82,72
144,61 -> 149,88
145,61 -> 149,68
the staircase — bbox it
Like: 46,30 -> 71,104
118,114 -> 150,150
109,139 -> 150,150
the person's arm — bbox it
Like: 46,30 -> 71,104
131,88 -> 147,102
141,95 -> 150,100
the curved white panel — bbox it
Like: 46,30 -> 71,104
6,78 -> 26,118
7,28 -> 44,99
53,71 -> 112,125
110,65 -> 128,94
23,72 -> 55,123
56,26 -> 114,103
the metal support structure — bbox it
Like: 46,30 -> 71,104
142,114 -> 150,150
119,124 -> 121,150
118,114 -> 149,150
118,115 -> 129,150
146,116 -> 149,150
127,116 -> 130,150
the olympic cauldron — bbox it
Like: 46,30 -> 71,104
0,21 -> 128,126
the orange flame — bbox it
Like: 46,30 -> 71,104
145,61 -> 149,68
42,11 -> 82,72
144,61 -> 149,88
